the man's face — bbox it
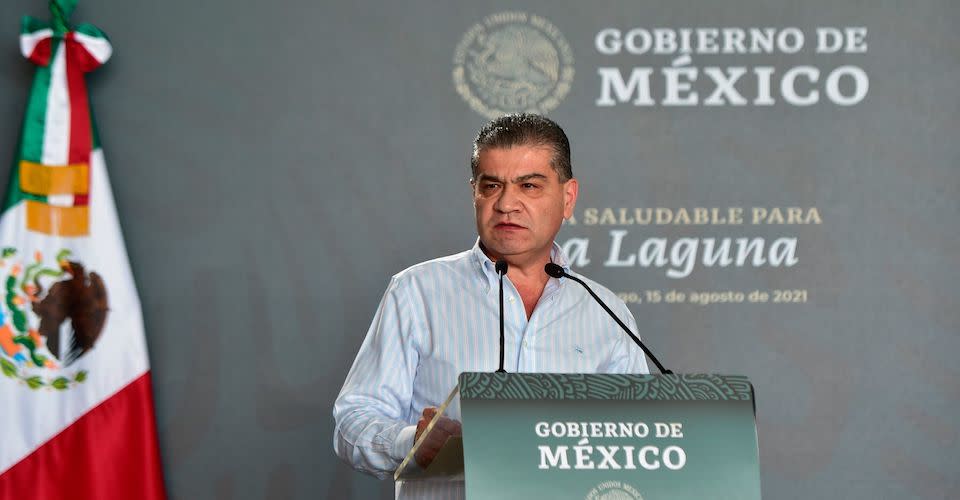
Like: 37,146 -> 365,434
472,145 -> 578,266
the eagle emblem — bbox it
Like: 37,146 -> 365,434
0,248 -> 108,390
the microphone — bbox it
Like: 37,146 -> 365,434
495,260 -> 508,373
544,263 -> 673,374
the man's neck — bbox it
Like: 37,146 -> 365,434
504,257 -> 550,286
479,242 -> 552,289
506,258 -> 552,319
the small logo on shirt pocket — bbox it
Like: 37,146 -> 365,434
574,345 -> 584,355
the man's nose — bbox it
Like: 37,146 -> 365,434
494,185 -> 521,213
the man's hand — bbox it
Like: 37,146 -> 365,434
413,407 -> 462,468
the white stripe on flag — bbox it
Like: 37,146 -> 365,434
41,44 -> 70,166
46,194 -> 75,206
73,32 -> 112,64
19,28 -> 52,58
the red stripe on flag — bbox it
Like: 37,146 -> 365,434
0,372 -> 167,500
28,37 -> 53,66
65,33 -> 92,166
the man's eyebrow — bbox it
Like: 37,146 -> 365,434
474,173 -> 550,183
474,173 -> 504,183
513,173 -> 548,183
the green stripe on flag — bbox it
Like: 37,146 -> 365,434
21,38 -> 60,163
20,16 -> 50,35
74,23 -> 107,40
3,38 -> 60,213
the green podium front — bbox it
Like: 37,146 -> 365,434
458,372 -> 760,500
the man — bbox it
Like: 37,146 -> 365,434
333,114 -> 649,499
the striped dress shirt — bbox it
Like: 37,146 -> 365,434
333,239 -> 650,499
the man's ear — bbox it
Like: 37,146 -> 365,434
563,178 -> 579,219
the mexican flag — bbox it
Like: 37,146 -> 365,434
0,1 -> 166,498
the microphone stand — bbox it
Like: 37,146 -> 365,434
545,263 -> 673,375
495,260 -> 508,373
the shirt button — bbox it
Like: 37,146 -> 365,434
522,340 -> 529,348
508,296 -> 516,303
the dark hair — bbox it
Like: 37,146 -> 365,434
471,113 -> 573,182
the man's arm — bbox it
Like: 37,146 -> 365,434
333,276 -> 420,479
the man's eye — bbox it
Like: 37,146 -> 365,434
481,183 -> 500,191
522,183 -> 540,189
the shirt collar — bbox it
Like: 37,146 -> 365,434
471,238 -> 570,292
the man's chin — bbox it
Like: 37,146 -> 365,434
480,238 -> 520,257
480,238 -> 545,261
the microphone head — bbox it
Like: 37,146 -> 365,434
544,262 -> 565,278
495,260 -> 509,275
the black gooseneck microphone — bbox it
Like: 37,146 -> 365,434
544,263 -> 673,374
495,260 -> 509,373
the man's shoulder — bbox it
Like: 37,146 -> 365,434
390,249 -> 477,288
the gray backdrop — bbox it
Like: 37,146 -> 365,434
1,1 -> 957,499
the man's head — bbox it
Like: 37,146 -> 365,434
471,113 -> 573,182
470,114 -> 578,268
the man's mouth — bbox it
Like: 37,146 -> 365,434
495,222 -> 525,230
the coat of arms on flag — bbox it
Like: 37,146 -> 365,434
0,248 -> 107,389
0,1 -> 166,498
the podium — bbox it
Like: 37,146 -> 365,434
396,372 -> 761,499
